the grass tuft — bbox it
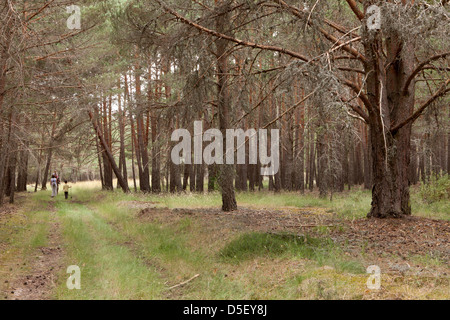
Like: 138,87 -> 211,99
219,232 -> 365,274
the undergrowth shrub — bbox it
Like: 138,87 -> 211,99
419,174 -> 450,203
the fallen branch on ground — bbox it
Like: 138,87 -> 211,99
167,274 -> 200,290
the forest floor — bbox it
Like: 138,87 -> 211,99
0,181 -> 448,300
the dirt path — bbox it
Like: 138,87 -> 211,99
2,192 -> 448,300
1,200 -> 64,300
6,224 -> 64,300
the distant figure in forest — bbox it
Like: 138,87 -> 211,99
50,174 -> 58,198
63,181 -> 71,200
54,171 -> 60,194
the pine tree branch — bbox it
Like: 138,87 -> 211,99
154,0 -> 310,62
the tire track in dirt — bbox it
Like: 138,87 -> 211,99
3,202 -> 65,300
89,210 -> 177,298
63,201 -> 168,298
85,202 -> 191,298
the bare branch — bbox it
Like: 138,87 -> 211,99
345,0 -> 365,20
339,77 -> 372,114
272,0 -> 367,63
392,79 -> 450,133
403,51 -> 450,94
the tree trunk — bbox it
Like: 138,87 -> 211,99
189,161 -> 196,192
95,125 -> 105,189
151,111 -> 161,193
317,127 -> 327,198
41,148 -> 53,191
169,115 -> 182,193
125,73 -> 137,192
409,139 -> 418,185
295,103 -> 305,193
215,1 -> 237,211
208,164 -> 217,192
8,132 -> 17,204
195,164 -> 204,193
363,125 -> 372,189
0,109 -> 14,205
88,109 -> 129,193
134,64 -> 151,193
130,122 -> 137,192
102,98 -> 113,190
308,132 -> 315,191
34,132 -> 44,192
282,108 -> 293,191
117,80 -> 128,190
183,163 -> 190,190
41,112 -> 57,190
364,29 -> 416,218
16,147 -> 28,192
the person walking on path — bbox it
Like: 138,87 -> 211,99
63,180 -> 71,199
50,174 -> 58,198
54,171 -> 60,194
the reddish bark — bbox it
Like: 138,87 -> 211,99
88,109 -> 129,193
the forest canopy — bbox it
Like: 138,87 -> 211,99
0,0 -> 449,218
